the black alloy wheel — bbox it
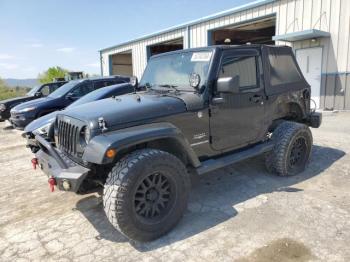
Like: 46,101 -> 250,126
134,172 -> 175,222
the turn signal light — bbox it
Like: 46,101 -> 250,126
106,149 -> 117,159
62,180 -> 71,191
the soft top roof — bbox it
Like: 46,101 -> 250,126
262,45 -> 309,95
151,44 -> 292,59
150,44 -> 308,95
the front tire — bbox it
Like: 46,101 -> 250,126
103,149 -> 190,242
265,121 -> 313,176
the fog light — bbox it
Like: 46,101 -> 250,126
62,180 -> 71,191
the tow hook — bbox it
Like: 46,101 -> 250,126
48,177 -> 56,192
31,158 -> 38,170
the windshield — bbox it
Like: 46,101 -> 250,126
26,86 -> 41,96
67,86 -> 110,108
139,51 -> 213,91
48,80 -> 81,98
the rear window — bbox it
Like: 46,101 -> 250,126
268,51 -> 302,86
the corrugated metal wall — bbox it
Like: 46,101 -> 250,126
289,0 -> 350,110
101,28 -> 187,78
101,0 -> 350,109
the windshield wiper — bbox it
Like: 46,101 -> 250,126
138,83 -> 153,89
158,84 -> 179,92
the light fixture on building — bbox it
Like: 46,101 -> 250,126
224,38 -> 231,43
311,38 -> 316,42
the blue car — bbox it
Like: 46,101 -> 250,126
10,76 -> 129,129
24,82 -> 138,152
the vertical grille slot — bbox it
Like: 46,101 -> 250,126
57,118 -> 80,156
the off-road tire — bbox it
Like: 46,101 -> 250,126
265,121 -> 313,176
103,149 -> 190,242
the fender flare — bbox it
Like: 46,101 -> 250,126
82,122 -> 201,167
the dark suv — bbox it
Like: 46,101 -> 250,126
33,45 -> 321,242
0,81 -> 67,122
10,76 -> 130,129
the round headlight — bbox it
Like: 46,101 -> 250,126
81,126 -> 91,144
33,123 -> 52,136
0,104 -> 6,111
189,73 -> 201,89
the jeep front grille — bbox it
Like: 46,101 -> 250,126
57,119 -> 79,155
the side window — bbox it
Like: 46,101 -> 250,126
111,79 -> 126,85
93,81 -> 109,89
219,56 -> 258,90
268,53 -> 302,86
70,82 -> 93,97
49,84 -> 60,93
40,85 -> 50,96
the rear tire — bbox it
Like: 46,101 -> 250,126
265,121 -> 313,176
103,149 -> 190,242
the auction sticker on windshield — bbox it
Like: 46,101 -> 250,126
191,52 -> 212,62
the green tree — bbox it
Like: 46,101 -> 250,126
0,77 -> 27,100
38,66 -> 68,84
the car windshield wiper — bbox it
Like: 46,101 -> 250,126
138,83 -> 153,89
157,84 -> 179,92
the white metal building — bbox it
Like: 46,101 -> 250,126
99,0 -> 350,110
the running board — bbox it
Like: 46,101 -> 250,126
196,141 -> 274,175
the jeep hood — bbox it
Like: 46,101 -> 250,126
61,92 -> 200,129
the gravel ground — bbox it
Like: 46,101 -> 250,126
0,112 -> 349,262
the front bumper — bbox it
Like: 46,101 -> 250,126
9,112 -> 35,129
0,110 -> 10,121
35,135 -> 90,192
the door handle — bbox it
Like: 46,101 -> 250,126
250,95 -> 263,103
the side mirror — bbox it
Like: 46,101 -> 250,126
34,91 -> 42,97
66,93 -> 74,100
217,75 -> 240,94
130,76 -> 138,88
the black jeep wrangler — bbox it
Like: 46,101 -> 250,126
33,45 -> 321,242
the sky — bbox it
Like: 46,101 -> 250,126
0,0 -> 252,79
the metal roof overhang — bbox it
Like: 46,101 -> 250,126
272,29 -> 330,42
99,0 -> 277,53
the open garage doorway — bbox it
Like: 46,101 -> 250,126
147,38 -> 183,59
109,50 -> 133,76
209,16 -> 276,45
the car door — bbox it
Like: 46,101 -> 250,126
209,49 -> 266,152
